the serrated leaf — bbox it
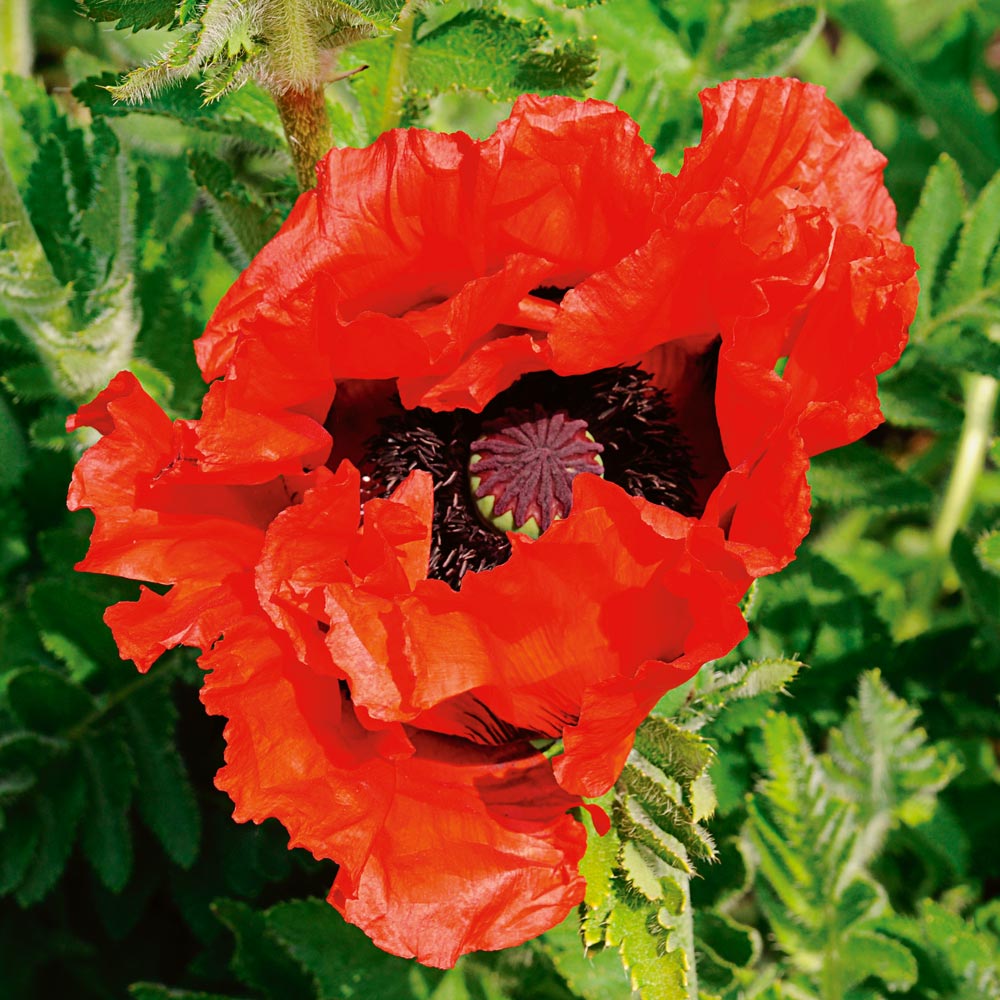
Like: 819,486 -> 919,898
728,658 -> 803,700
0,393 -> 27,489
14,758 -> 86,905
1,362 -> 56,402
30,407 -> 74,450
264,898 -> 444,1000
839,930 -> 918,991
939,168 -> 1000,314
904,153 -> 965,327
746,712 -> 859,931
835,0 -> 1000,188
823,670 -> 960,832
540,914 -> 632,1000
689,771 -> 717,824
350,6 -> 597,135
188,152 -> 284,270
79,728 -> 136,892
129,984 -> 242,1000
694,911 -> 761,995
213,899 -> 318,1000
125,683 -> 200,868
874,899 -> 1000,995
618,758 -> 715,863
0,731 -> 67,773
28,576 -> 125,673
605,884 -> 690,1000
4,666 -> 95,734
74,76 -> 286,150
921,326 -> 1000,377
633,717 -> 715,786
514,37 -> 598,95
78,0 -> 185,32
833,877 -> 886,933
0,808 -> 38,895
808,442 -> 932,511
953,530 -> 1000,629
719,5 -> 823,75
618,798 -> 695,875
976,530 -> 1000,576
878,363 -> 963,431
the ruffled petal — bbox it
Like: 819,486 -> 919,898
330,732 -> 585,967
783,229 -> 918,456
104,577 -> 248,673
68,372 -> 267,585
679,77 -> 899,235
201,614 -> 585,968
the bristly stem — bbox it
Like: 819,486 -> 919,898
0,0 -> 32,77
379,0 -> 420,133
273,84 -> 334,192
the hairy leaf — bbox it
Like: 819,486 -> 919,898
808,442 -> 933,512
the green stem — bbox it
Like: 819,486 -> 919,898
273,84 -> 334,192
378,0 -> 419,133
0,0 -> 32,77
931,373 -> 999,557
676,870 -> 699,998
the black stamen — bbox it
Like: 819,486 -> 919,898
360,365 -> 703,590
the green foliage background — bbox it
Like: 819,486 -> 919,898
1,1 -> 999,998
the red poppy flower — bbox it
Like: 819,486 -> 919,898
68,78 -> 916,967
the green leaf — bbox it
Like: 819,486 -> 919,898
213,899 -> 316,1000
77,0 -> 186,32
540,914 -> 632,1000
1,362 -> 57,402
823,670 -> 961,831
878,363 -> 963,431
514,37 -> 598,95
604,879 -> 690,1000
903,153 -> 966,327
4,666 -> 94,735
719,5 -> 823,76
921,326 -> 1000,377
125,682 -> 200,868
0,808 -> 39,895
28,576 -> 126,675
349,6 -> 598,135
873,900 -> 1000,998
79,728 -> 136,892
188,152 -> 285,271
0,393 -> 27,489
263,898 -> 444,999
633,717 -> 715,786
953,530 -> 1000,629
727,658 -> 803,700
129,985 -> 243,1000
580,719 -> 716,998
808,442 -> 933,511
14,758 -> 86,905
74,76 -> 287,150
939,167 -> 1000,314
839,930 -> 918,991
834,0 -> 1000,188
745,712 -> 858,934
976,530 -> 1000,576
694,911 -> 761,997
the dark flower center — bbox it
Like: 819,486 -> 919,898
360,365 -> 700,590
469,409 -> 604,538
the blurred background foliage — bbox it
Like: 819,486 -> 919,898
0,0 -> 999,998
